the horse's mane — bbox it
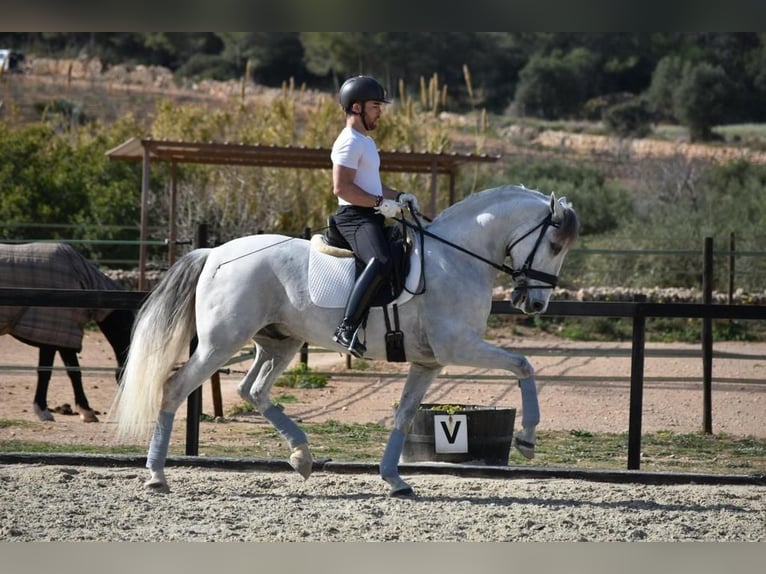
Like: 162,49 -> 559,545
554,199 -> 580,247
430,185 -> 547,226
429,184 -> 579,246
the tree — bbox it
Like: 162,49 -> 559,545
646,55 -> 684,122
300,32 -> 382,87
514,48 -> 598,119
673,61 -> 732,141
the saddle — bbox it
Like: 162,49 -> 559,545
315,215 -> 413,308
310,216 -> 419,362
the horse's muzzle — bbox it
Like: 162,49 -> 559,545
511,283 -> 546,315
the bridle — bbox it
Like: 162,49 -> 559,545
505,212 -> 560,291
397,205 -> 561,294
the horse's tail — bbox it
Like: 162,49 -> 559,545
111,248 -> 211,441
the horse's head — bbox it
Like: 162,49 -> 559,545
508,192 -> 579,314
97,308 -> 135,382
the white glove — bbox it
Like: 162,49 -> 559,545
397,192 -> 420,213
376,198 -> 402,219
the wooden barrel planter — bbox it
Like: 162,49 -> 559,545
400,404 -> 516,465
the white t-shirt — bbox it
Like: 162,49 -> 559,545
331,126 -> 382,206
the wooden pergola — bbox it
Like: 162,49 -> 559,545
106,137 -> 500,289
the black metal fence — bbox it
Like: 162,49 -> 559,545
2,284 -> 765,471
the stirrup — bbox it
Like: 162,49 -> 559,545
333,325 -> 366,358
345,331 -> 366,358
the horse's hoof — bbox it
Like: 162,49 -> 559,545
513,437 -> 536,460
76,406 -> 99,423
383,476 -> 414,497
33,404 -> 55,422
289,443 -> 314,479
144,478 -> 170,494
389,486 -> 415,498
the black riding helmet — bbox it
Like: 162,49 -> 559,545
338,75 -> 391,113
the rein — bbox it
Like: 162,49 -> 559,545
397,205 -> 560,293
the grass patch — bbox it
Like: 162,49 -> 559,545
224,395 -> 299,418
274,364 -> 328,389
510,430 -> 766,474
0,422 -> 762,474
511,315 -> 766,343
301,420 -> 389,461
0,439 -> 145,456
0,419 -> 36,430
226,402 -> 256,417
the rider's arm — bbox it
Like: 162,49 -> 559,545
333,164 -> 393,207
381,183 -> 401,201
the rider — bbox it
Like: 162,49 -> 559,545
330,75 -> 419,358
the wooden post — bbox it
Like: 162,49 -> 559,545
210,372 -> 223,418
428,159 -> 438,218
138,144 -> 150,290
168,161 -> 178,266
728,232 -> 735,305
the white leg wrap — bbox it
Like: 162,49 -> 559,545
519,376 -> 540,427
146,410 -> 175,472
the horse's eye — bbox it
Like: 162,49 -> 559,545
549,242 -> 563,256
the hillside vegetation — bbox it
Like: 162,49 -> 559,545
2,56 -> 766,307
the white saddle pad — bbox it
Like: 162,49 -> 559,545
308,234 -> 422,309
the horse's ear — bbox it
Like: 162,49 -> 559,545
549,192 -> 559,216
550,192 -> 568,222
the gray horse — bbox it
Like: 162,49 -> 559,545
112,185 -> 579,496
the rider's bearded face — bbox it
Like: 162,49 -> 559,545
359,101 -> 383,130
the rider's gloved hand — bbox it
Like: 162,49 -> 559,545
397,192 -> 420,213
376,198 -> 402,219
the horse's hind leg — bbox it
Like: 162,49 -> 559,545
33,346 -> 56,421
59,348 -> 98,422
381,362 -> 442,497
143,342 -> 247,492
241,336 -> 313,479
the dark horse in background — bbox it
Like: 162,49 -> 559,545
0,243 -> 134,422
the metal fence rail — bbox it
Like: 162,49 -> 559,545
1,286 -> 765,470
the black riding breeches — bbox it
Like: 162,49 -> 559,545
332,205 -> 393,274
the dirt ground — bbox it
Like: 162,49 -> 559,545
1,330 -> 764,450
3,332 -> 765,544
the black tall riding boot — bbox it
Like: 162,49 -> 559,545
333,258 -> 387,358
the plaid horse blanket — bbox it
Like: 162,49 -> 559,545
0,243 -> 121,350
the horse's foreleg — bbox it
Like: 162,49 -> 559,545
436,338 -> 540,460
59,348 -> 99,423
381,363 -> 442,497
33,346 -> 55,421
514,375 -> 539,459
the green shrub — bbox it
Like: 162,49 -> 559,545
274,363 -> 329,389
603,97 -> 653,138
